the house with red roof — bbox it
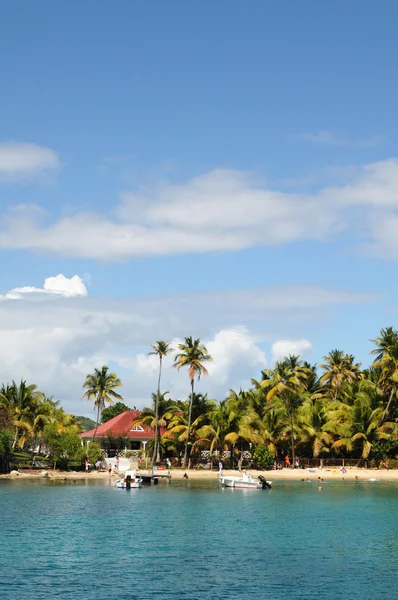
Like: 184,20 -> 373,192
80,411 -> 155,451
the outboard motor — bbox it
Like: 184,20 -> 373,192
125,474 -> 131,490
258,475 -> 272,489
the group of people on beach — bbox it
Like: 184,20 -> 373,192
84,457 -> 120,474
273,455 -> 302,470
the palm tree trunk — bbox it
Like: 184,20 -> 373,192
288,405 -> 295,468
12,427 -> 18,450
378,386 -> 395,426
183,379 -> 195,468
152,356 -> 162,464
93,404 -> 100,441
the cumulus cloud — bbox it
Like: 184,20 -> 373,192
296,131 -> 382,148
132,328 -> 267,398
271,339 -> 313,363
0,282 -> 377,414
0,142 -> 60,180
0,159 -> 398,259
0,274 -> 87,300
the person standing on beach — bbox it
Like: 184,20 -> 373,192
85,459 -> 89,473
218,461 -> 223,476
166,457 -> 171,474
285,455 -> 290,469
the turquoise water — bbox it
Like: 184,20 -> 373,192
1,479 -> 398,599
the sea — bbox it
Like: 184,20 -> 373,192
0,478 -> 397,600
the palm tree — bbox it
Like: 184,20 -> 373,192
370,327 -> 398,424
192,400 -> 238,462
148,341 -> 172,463
132,392 -> 176,462
0,380 -> 44,449
297,396 -> 334,457
82,366 -> 123,440
173,337 -> 213,467
320,350 -> 361,401
370,326 -> 398,363
260,355 -> 309,467
329,387 -> 395,459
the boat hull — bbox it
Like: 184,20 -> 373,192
220,476 -> 272,489
114,470 -> 142,489
115,481 -> 141,489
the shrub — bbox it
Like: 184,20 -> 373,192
87,442 -> 102,465
370,440 -> 398,461
252,445 -> 274,470
0,430 -> 12,455
43,424 -> 82,469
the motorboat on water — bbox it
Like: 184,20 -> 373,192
114,470 -> 142,489
220,472 -> 272,489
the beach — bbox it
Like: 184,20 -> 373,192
2,466 -> 398,481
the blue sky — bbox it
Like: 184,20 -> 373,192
1,1 -> 397,415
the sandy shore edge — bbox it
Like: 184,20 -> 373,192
1,467 -> 398,481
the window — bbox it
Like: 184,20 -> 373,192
131,425 -> 144,432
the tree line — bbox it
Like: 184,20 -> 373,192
134,329 -> 398,467
1,327 -> 398,470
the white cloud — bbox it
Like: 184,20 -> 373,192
131,328 -> 266,399
0,274 -> 87,300
0,142 -> 60,180
1,159 -> 398,259
0,282 -> 376,414
296,131 -> 382,148
271,339 -> 313,363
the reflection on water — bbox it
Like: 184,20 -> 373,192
1,478 -> 398,599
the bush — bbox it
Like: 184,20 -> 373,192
43,424 -> 82,468
0,430 -> 12,455
0,430 -> 13,473
252,445 -> 274,470
87,442 -> 102,465
370,440 -> 398,461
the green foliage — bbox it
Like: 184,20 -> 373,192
87,441 -> 102,464
101,402 -> 132,424
0,430 -> 13,454
252,445 -> 274,470
75,416 -> 96,431
43,424 -> 82,468
82,365 -> 123,439
370,439 -> 398,461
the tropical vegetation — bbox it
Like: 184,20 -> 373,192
82,366 -> 123,439
2,328 -> 398,472
133,328 -> 398,467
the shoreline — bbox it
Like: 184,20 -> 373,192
2,467 -> 398,481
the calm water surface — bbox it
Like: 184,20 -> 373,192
1,478 -> 398,599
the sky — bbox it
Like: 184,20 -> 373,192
1,1 -> 398,416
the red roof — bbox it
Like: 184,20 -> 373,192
80,411 -> 157,439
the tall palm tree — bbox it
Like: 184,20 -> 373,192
82,366 -> 123,440
372,343 -> 398,424
148,341 -> 172,463
297,396 -> 334,457
173,337 -> 213,467
370,326 -> 398,363
320,350 -> 361,401
370,327 -> 398,424
261,355 -> 309,467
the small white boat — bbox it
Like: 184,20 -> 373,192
220,472 -> 272,489
114,470 -> 142,489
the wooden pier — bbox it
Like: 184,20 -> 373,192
139,471 -> 172,485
